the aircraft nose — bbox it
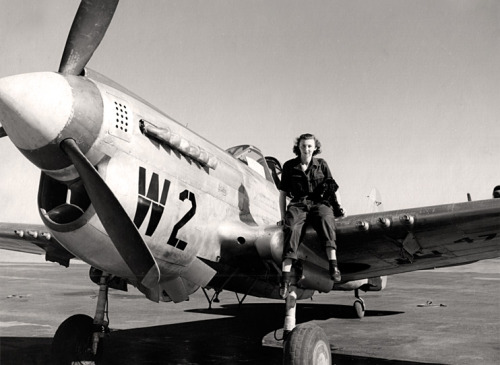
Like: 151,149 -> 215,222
0,72 -> 72,151
0,72 -> 103,171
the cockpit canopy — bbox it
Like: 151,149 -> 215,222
226,145 -> 282,188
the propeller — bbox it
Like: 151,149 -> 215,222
60,138 -> 159,288
58,1 -> 160,289
59,0 -> 119,75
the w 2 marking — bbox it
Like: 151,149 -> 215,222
133,167 -> 197,251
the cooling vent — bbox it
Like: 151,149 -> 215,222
109,99 -> 132,141
114,101 -> 129,132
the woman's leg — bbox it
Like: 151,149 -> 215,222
280,204 -> 308,298
310,204 -> 341,282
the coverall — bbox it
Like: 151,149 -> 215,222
279,156 -> 337,260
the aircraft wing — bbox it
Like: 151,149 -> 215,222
211,198 -> 499,298
0,222 -> 74,266
333,198 -> 500,281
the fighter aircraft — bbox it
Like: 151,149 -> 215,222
1,1 -> 499,364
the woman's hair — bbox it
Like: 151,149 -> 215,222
292,133 -> 322,156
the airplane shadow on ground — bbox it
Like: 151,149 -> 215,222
1,302 -> 438,365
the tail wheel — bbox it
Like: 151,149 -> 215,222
353,289 -> 366,319
51,314 -> 102,365
283,323 -> 332,365
354,299 -> 365,319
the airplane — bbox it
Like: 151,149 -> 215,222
1,1 -> 499,364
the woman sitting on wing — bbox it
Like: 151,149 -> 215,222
278,133 -> 343,298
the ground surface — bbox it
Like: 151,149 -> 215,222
0,258 -> 499,364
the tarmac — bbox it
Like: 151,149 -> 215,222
0,256 -> 499,364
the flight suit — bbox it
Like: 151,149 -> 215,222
279,157 -> 338,260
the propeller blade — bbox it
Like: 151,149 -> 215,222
59,0 -> 119,75
0,126 -> 6,138
60,139 -> 159,288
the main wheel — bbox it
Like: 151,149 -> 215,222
51,314 -> 101,365
283,323 -> 332,365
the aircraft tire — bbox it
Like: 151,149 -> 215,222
354,300 -> 365,319
51,314 -> 102,365
283,323 -> 332,365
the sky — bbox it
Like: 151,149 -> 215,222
0,0 -> 499,225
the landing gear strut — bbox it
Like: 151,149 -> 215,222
282,286 -> 332,365
51,272 -> 110,364
201,268 -> 258,309
201,288 -> 222,309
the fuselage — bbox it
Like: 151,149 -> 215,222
0,69 -> 282,301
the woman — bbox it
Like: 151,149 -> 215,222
278,133 -> 342,298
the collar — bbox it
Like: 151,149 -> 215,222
292,156 -> 320,170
